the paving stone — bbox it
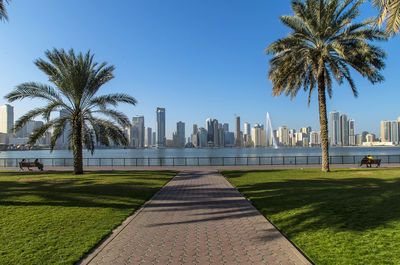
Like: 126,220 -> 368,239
79,170 -> 311,265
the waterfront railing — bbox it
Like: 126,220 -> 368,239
1,155 -> 400,167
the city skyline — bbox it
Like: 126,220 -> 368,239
2,103 -> 398,149
0,1 -> 399,138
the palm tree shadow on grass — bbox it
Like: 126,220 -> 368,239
234,176 -> 400,235
0,172 -> 175,209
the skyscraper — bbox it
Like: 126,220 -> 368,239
278,126 -> 290,146
192,124 -> 198,135
145,127 -> 152,147
235,116 -> 241,147
213,119 -> 219,146
244,122 -> 250,136
340,114 -> 349,146
152,132 -> 156,147
0,104 -> 14,134
223,123 -> 229,133
329,111 -> 340,146
198,127 -> 208,147
380,120 -> 391,142
206,118 -> 213,144
349,120 -> 355,146
391,120 -> 399,145
131,116 -> 145,148
251,124 -> 266,147
156,108 -> 166,147
176,121 -> 185,148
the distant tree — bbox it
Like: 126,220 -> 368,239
266,0 -> 386,172
5,49 -> 137,174
0,0 -> 10,21
374,0 -> 400,36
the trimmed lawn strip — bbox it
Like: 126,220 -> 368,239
221,168 -> 400,265
0,170 -> 177,265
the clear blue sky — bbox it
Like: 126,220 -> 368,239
0,0 -> 399,137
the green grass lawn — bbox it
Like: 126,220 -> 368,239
0,170 -> 177,265
221,168 -> 400,265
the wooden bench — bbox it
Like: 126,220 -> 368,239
359,158 -> 381,168
19,161 -> 44,171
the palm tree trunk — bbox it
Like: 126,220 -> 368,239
72,119 -> 83,175
317,67 -> 330,173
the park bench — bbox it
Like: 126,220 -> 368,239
359,158 -> 381,168
19,161 -> 44,171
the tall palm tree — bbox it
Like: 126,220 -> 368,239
0,0 -> 10,21
5,48 -> 137,174
266,0 -> 386,172
373,0 -> 400,36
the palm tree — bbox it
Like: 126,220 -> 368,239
0,0 -> 10,21
5,48 -> 137,174
266,0 -> 386,172
373,0 -> 400,36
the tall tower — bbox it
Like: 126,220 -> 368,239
156,108 -> 166,147
329,111 -> 340,146
212,119 -> 219,147
348,120 -> 355,146
132,116 -> 145,148
235,116 -> 241,147
223,123 -> 229,132
380,120 -> 391,142
0,104 -> 14,134
206,118 -> 213,144
176,121 -> 186,147
391,120 -> 399,145
145,127 -> 152,147
340,114 -> 349,146
244,122 -> 250,136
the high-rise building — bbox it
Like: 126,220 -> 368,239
212,119 -> 219,146
251,124 -> 266,147
176,121 -> 185,147
152,132 -> 156,147
192,124 -> 198,135
223,123 -> 229,133
349,120 -> 355,146
310,131 -> 321,146
278,126 -> 290,146
224,132 -> 235,146
390,120 -> 399,145
156,108 -> 166,147
131,116 -> 145,148
366,133 -> 375,142
145,127 -> 152,147
361,131 -> 368,143
340,114 -> 349,146
329,111 -> 340,146
380,120 -> 391,142
0,104 -> 14,134
198,127 -> 208,147
244,122 -> 250,136
355,134 -> 362,146
206,118 -> 213,144
235,116 -> 241,147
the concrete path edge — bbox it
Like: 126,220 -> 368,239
219,171 -> 314,264
76,172 -> 178,265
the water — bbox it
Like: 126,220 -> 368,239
1,147 -> 399,159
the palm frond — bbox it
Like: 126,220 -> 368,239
374,0 -> 400,35
0,0 -> 10,22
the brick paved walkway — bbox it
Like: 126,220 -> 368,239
79,170 -> 311,265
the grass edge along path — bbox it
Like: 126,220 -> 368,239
0,170 -> 177,265
221,168 -> 400,265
